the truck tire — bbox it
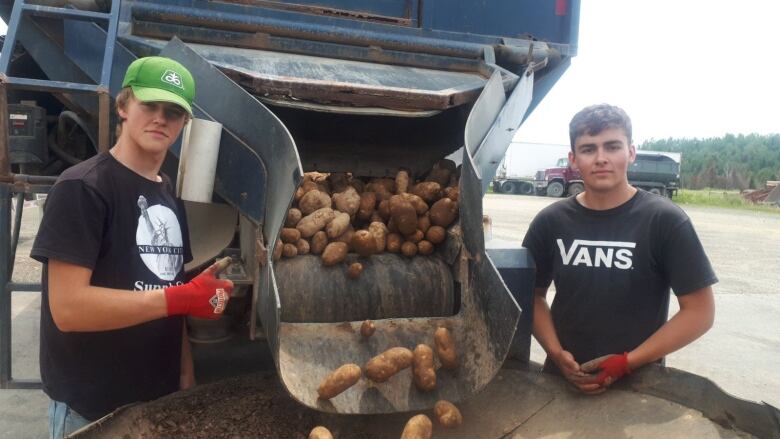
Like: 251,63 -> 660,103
546,181 -> 564,197
567,182 -> 584,196
501,181 -> 516,194
518,182 -> 534,195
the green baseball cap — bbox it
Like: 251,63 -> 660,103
122,56 -> 195,115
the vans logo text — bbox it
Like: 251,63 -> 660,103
556,239 -> 635,269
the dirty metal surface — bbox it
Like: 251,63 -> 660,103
275,253 -> 454,323
182,200 -> 238,271
122,33 -> 505,112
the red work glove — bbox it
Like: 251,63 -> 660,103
164,259 -> 234,319
581,353 -> 631,387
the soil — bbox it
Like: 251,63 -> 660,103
74,372 -> 322,439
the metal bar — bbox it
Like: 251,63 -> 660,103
1,76 -> 101,94
22,4 -> 110,22
7,283 -> 40,293
99,0 -> 121,88
0,84 -> 10,179
0,0 -> 24,75
3,379 -> 41,389
98,92 -> 110,152
9,193 -> 23,277
0,184 -> 12,388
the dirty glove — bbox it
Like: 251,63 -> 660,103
581,353 -> 631,387
164,258 -> 234,319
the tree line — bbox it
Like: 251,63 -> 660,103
639,133 -> 780,190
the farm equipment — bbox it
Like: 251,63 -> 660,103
0,1 -> 778,438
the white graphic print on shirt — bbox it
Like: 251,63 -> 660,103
556,239 -> 635,269
136,195 -> 184,281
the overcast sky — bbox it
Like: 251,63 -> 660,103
515,0 -> 780,146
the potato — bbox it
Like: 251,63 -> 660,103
297,208 -> 336,238
412,182 -> 442,203
367,178 -> 395,194
405,229 -> 424,244
308,426 -> 333,439
412,344 -> 436,392
434,400 -> 463,428
322,242 -> 348,266
437,158 -> 457,172
365,347 -> 414,383
294,186 -> 305,202
429,198 -> 458,228
349,178 -> 365,194
285,208 -> 302,227
417,240 -> 434,255
395,169 -> 410,194
368,222 -> 388,253
386,233 -> 402,253
335,225 -> 355,250
401,414 -> 432,439
347,262 -> 363,279
444,186 -> 459,202
317,363 -> 361,400
328,172 -> 349,194
389,196 -> 418,235
333,186 -> 361,216
399,193 -> 428,215
301,180 -> 319,196
426,167 -> 451,187
357,191 -> 377,221
352,230 -> 376,257
326,211 -> 351,239
377,199 -> 391,220
360,320 -> 376,338
296,239 -> 310,255
311,231 -> 328,255
273,239 -> 283,261
282,243 -> 298,258
434,327 -> 458,369
387,217 -> 399,234
300,189 -> 332,215
281,227 -> 301,244
425,226 -> 446,245
401,241 -> 418,258
417,213 -> 431,234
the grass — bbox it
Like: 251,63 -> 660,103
674,189 -> 780,213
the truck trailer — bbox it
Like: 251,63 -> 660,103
0,1 -> 777,438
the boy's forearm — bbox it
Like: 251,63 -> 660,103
532,293 -> 564,359
51,285 -> 169,332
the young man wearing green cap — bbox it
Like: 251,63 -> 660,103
32,56 -> 233,438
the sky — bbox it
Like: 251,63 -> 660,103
514,0 -> 780,146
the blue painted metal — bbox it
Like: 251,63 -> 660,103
0,184 -> 10,389
0,76 -> 101,93
21,4 -> 111,22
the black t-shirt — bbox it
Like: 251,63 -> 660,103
31,152 -> 192,421
522,190 -> 717,369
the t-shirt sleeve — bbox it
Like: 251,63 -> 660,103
522,212 -> 554,289
30,180 -> 107,269
660,219 -> 718,296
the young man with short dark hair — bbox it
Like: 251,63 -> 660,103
523,104 -> 716,393
32,57 -> 234,437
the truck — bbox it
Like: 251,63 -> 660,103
0,1 -> 777,438
492,141 -> 570,195
536,151 -> 682,198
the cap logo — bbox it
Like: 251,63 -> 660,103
161,70 -> 184,89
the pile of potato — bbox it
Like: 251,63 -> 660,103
314,324 -> 463,439
274,160 -> 460,275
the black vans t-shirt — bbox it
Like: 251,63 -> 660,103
522,190 -> 717,369
31,152 -> 192,421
